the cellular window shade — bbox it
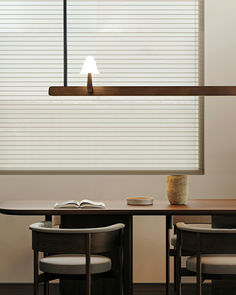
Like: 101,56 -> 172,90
0,0 -> 203,173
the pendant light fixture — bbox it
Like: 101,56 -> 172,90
80,56 -> 99,94
48,0 -> 236,97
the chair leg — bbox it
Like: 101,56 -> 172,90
120,267 -> 124,295
196,272 -> 202,295
34,281 -> 39,295
86,234 -> 92,295
176,231 -> 182,295
59,279 -> 63,295
119,239 -> 124,295
174,252 -> 177,292
34,251 -> 39,295
176,256 -> 181,295
44,280 -> 49,295
196,236 -> 202,295
43,254 -> 49,295
196,258 -> 202,295
86,274 -> 91,295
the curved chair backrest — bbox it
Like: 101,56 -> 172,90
30,221 -> 125,254
176,222 -> 236,254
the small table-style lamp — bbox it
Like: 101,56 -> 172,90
80,56 -> 99,94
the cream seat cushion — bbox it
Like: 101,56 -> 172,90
40,254 -> 112,275
186,254 -> 236,274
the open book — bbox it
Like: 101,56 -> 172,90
54,200 -> 105,209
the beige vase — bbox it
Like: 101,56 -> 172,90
166,175 -> 189,205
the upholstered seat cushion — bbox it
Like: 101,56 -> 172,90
40,254 -> 112,275
171,235 -> 177,247
186,254 -> 236,274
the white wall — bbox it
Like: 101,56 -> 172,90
1,0 -> 236,283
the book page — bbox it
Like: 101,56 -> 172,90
79,199 -> 105,208
54,200 -> 80,208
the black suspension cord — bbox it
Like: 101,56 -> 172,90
63,0 -> 68,86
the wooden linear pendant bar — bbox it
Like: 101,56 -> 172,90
49,86 -> 236,96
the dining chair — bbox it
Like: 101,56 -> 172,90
30,221 -> 125,295
176,222 -> 236,295
167,216 -> 211,292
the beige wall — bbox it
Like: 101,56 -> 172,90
1,0 -> 236,283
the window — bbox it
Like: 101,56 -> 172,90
0,0 -> 203,173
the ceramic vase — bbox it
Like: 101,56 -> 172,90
166,175 -> 189,205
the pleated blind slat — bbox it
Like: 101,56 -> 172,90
0,0 -> 203,173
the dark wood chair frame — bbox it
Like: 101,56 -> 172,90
176,223 -> 236,295
166,216 -> 211,294
31,222 -> 125,295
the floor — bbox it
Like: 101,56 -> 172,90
0,283 -> 212,295
6,282 -> 236,295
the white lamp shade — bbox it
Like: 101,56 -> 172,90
80,56 -> 99,74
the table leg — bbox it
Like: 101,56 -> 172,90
60,214 -> 133,295
166,215 -> 172,295
124,215 -> 133,295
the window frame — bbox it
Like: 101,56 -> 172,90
0,0 -> 204,175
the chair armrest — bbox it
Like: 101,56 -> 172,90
30,221 -> 125,234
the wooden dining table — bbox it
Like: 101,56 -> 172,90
1,198 -> 236,295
